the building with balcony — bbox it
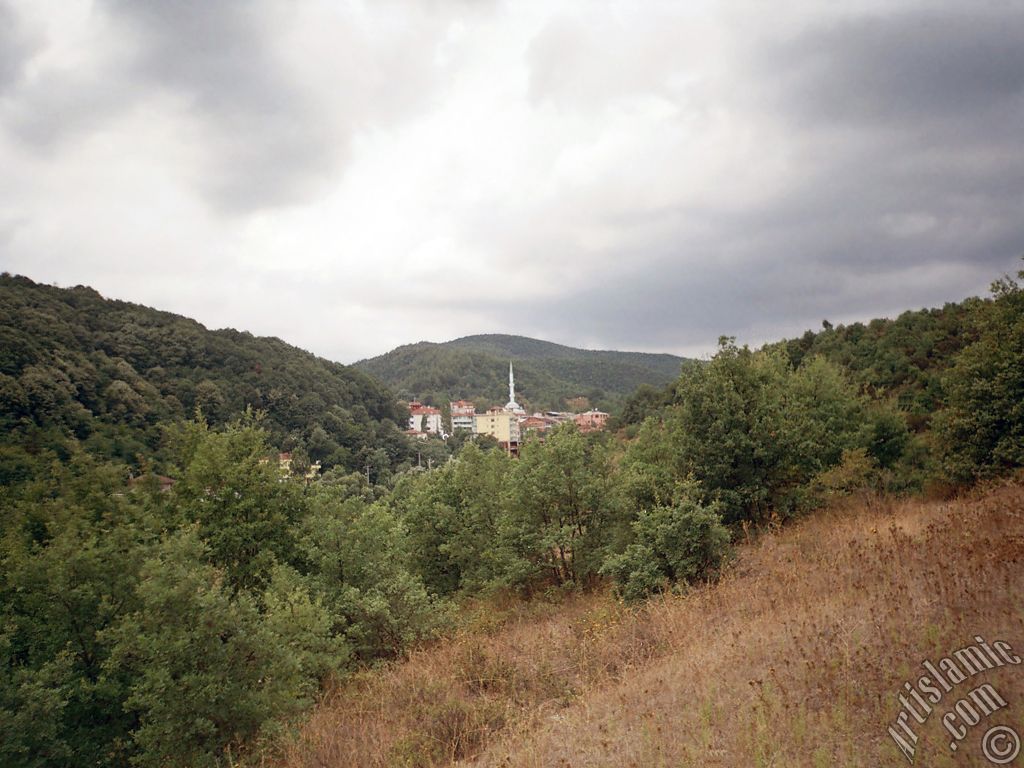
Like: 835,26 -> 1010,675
450,399 -> 476,431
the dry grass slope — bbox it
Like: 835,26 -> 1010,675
274,483 -> 1024,768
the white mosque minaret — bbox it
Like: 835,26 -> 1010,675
505,361 -> 525,415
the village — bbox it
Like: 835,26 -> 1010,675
403,362 -> 609,453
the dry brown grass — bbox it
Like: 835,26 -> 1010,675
273,482 -> 1024,768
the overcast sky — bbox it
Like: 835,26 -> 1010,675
1,0 -> 1022,362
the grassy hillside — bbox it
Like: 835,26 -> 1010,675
275,481 -> 1024,767
0,273 -> 413,477
356,333 -> 692,412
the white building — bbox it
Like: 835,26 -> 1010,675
408,402 -> 443,434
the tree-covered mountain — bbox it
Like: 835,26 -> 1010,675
356,333 -> 693,412
0,273 -> 413,479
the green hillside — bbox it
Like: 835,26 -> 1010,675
356,333 -> 692,412
616,298 -> 986,430
768,301 -> 983,425
0,273 -> 414,479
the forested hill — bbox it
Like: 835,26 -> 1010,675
617,297 -> 986,430
356,333 -> 692,411
766,300 -> 983,426
0,273 -> 412,477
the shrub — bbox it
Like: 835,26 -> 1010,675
104,531 -> 340,768
937,270 -> 1024,482
602,486 -> 731,602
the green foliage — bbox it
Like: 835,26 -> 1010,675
0,418 -> 440,768
937,270 -> 1024,481
0,636 -> 74,768
390,428 -> 627,596
858,402 -> 911,470
504,426 -> 624,587
0,455 -> 157,766
299,492 -> 444,661
770,298 -> 981,423
805,448 -> 879,504
624,340 -> 871,524
601,484 -> 731,602
104,531 -> 340,768
3,267 -> 1023,767
609,381 -> 675,429
170,415 -> 307,593
390,443 -> 513,596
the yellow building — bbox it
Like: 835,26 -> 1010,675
474,408 -> 521,447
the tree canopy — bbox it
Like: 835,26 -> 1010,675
0,274 -> 416,477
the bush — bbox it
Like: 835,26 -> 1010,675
802,448 -> 878,511
104,531 -> 341,768
602,486 -> 731,602
937,270 -> 1024,482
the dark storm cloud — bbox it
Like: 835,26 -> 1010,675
762,8 -> 1024,127
0,2 -> 120,148
0,5 -> 135,147
528,211 -> 1017,354
3,76 -> 131,150
0,0 -> 345,212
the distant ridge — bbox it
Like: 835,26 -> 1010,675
356,333 -> 692,412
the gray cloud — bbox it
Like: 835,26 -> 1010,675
1,1 -> 1022,363
435,5 -> 1024,354
97,0 -> 351,212
0,1 -> 37,93
2,73 -> 130,150
0,1 -> 135,148
762,9 -> 1024,127
2,0 -> 454,214
528,221 -> 1018,355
